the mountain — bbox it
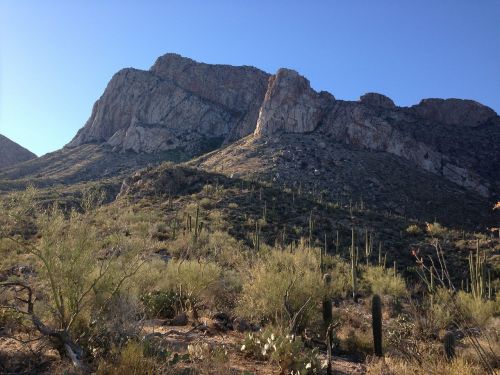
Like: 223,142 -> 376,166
67,53 -> 270,154
1,53 -> 498,226
0,134 -> 36,169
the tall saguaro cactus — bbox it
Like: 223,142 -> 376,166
350,228 -> 358,301
371,294 -> 383,357
443,331 -> 455,361
322,273 -> 332,327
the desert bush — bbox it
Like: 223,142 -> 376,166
362,265 -> 407,298
0,188 -> 146,368
235,247 -> 328,329
206,230 -> 249,267
406,224 -> 422,235
339,328 -> 373,356
429,288 -> 499,330
365,355 -> 483,375
199,197 -> 213,209
0,307 -> 28,332
96,341 -> 166,375
426,222 -> 447,237
328,256 -> 353,298
141,290 -> 181,319
455,291 -> 499,327
158,259 -> 224,312
171,229 -> 249,267
83,295 -> 145,357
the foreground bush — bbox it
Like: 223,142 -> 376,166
362,265 -> 407,298
236,247 -> 328,330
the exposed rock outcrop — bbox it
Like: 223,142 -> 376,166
359,92 -> 396,108
0,134 -> 36,169
252,69 -> 498,197
67,53 -> 269,155
411,98 -> 497,127
254,69 -> 333,136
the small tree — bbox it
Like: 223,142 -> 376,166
0,187 -> 144,370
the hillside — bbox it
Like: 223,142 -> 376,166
0,134 -> 37,169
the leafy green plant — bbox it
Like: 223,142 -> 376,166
141,290 -> 181,319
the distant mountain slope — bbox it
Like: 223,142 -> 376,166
0,134 -> 36,169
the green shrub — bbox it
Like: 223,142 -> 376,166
141,291 -> 181,319
362,265 -> 407,298
235,248 -> 327,329
430,288 -> 499,329
96,341 -> 153,375
426,222 -> 447,237
455,291 -> 499,327
158,259 -> 224,311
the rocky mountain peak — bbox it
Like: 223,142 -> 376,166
359,92 -> 396,108
67,53 -> 270,154
411,98 -> 497,127
0,134 -> 36,169
254,68 -> 334,137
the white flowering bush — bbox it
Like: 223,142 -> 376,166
240,327 -> 321,374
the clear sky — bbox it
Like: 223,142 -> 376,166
1,1 -> 499,156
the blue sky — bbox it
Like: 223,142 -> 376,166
1,1 -> 499,156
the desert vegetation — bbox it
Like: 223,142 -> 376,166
0,171 -> 498,374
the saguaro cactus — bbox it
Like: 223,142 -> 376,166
253,220 -> 261,252
322,273 -> 332,327
350,228 -> 358,300
371,294 -> 383,357
443,331 -> 455,361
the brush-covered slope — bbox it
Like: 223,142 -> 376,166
0,134 -> 36,169
192,134 -> 498,227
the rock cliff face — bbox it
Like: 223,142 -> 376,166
0,134 -> 36,169
64,53 -> 498,198
67,53 -> 269,154
254,69 -> 333,136
253,69 -> 499,197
